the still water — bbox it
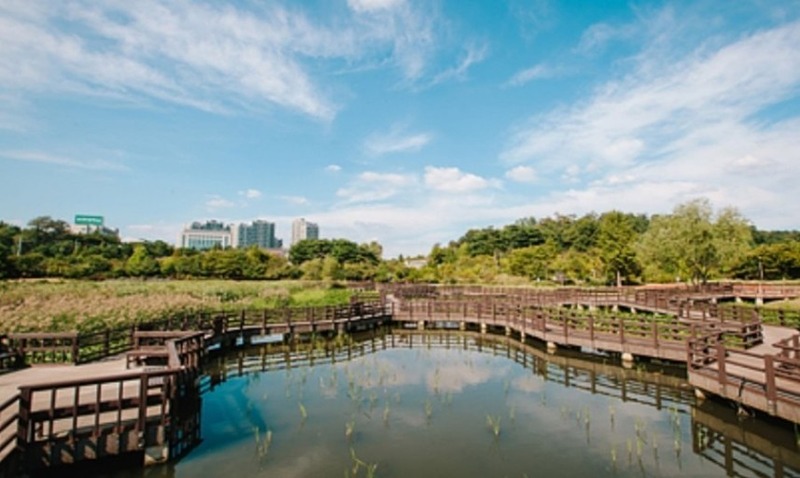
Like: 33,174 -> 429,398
110,331 -> 800,478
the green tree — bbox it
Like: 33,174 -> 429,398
714,207 -> 753,275
125,245 -> 160,277
637,199 -> 750,284
597,211 -> 641,286
733,243 -> 800,280
504,243 -> 557,281
0,222 -> 20,278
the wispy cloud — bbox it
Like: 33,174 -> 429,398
0,0 -> 462,120
364,127 -> 433,155
574,22 -> 636,55
347,0 -> 405,14
325,164 -> 342,173
430,43 -> 489,86
506,63 -> 563,87
0,150 -> 128,171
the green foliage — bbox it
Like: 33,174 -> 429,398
597,211 -> 641,285
505,243 -> 557,281
733,242 -> 800,279
637,199 -> 752,284
288,239 -> 380,281
125,245 -> 160,277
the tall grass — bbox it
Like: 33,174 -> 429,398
0,279 -> 356,332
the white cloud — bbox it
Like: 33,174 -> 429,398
336,171 -> 417,204
0,150 -> 128,171
506,63 -> 561,87
430,43 -> 489,86
502,20 -> 800,173
280,195 -> 310,205
325,164 -> 342,173
238,189 -> 262,200
505,165 -> 537,183
574,22 -> 636,55
364,128 -> 433,155
347,0 -> 405,13
424,166 -> 496,193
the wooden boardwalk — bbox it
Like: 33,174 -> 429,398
387,292 -> 800,424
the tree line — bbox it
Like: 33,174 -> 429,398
2,199 -> 799,284
0,217 -> 394,281
413,198 -> 800,285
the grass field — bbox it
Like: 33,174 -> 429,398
0,280 -> 357,333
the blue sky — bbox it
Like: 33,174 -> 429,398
1,0 -> 799,257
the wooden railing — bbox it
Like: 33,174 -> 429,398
2,301 -> 388,368
15,368 -> 179,471
6,333 -> 79,364
167,332 -> 206,370
688,331 -> 800,419
0,394 -> 19,465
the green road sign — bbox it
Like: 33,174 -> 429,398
75,215 -> 104,226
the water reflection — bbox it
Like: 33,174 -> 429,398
107,330 -> 800,478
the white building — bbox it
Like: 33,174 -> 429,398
179,221 -> 233,250
291,218 -> 319,246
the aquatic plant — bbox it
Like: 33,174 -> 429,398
486,414 -> 502,438
253,427 -> 273,460
298,402 -> 308,422
349,447 -> 379,478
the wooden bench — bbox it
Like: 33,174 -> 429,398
126,346 -> 169,369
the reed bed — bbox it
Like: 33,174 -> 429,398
0,279 -> 355,332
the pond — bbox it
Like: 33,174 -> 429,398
103,331 -> 800,478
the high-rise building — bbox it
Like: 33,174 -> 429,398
291,218 -> 319,246
179,220 -> 233,250
236,220 -> 282,249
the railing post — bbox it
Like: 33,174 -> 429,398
765,355 -> 777,412
138,373 -> 148,434
716,343 -> 727,390
104,329 -> 111,358
17,389 -> 31,463
652,321 -> 658,349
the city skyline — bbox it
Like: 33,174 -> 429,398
1,1 -> 799,257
